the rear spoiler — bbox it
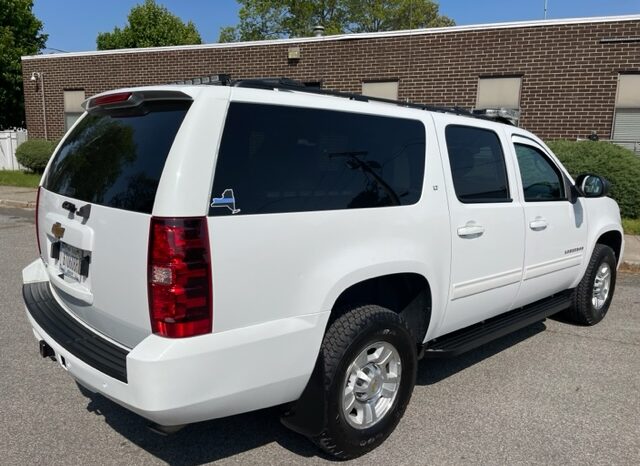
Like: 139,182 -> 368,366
82,90 -> 192,112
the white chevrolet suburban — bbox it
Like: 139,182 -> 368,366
22,78 -> 623,459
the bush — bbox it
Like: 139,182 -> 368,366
546,140 -> 640,219
15,139 -> 58,173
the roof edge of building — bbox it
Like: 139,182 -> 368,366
22,14 -> 640,61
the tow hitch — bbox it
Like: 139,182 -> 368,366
39,340 -> 55,360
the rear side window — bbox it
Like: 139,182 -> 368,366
44,101 -> 190,214
445,125 -> 510,203
209,103 -> 426,216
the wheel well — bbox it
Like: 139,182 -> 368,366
331,273 -> 432,344
597,230 -> 622,261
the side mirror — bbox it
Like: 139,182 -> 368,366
575,174 -> 610,198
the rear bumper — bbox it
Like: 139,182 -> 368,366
22,260 -> 328,426
24,281 -> 129,382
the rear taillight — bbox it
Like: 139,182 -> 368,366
148,217 -> 212,338
35,186 -> 41,256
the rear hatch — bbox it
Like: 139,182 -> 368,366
37,90 -> 192,348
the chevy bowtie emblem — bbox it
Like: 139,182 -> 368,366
51,222 -> 65,239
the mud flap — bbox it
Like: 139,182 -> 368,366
280,353 -> 327,437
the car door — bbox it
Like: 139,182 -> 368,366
510,135 -> 588,308
434,118 -> 525,336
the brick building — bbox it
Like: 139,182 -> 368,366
21,15 -> 640,147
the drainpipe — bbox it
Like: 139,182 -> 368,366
40,73 -> 47,140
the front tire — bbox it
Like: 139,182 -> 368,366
312,305 -> 417,459
565,244 -> 617,325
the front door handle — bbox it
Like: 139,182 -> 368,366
457,222 -> 485,238
529,217 -> 548,231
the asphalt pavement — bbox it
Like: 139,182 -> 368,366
1,206 -> 639,465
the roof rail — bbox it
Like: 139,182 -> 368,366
207,76 -> 515,125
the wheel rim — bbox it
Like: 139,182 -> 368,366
592,262 -> 611,310
342,341 -> 402,430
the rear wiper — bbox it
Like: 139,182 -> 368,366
329,151 -> 401,206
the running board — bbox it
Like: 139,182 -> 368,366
423,290 -> 573,358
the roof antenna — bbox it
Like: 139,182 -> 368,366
544,0 -> 548,19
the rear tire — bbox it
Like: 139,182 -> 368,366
311,305 -> 417,459
564,244 -> 616,325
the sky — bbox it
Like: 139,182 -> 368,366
34,0 -> 640,53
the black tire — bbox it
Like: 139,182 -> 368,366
564,244 -> 617,325
312,305 -> 417,459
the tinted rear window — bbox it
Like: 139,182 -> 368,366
209,103 -> 426,216
44,101 -> 190,214
445,125 -> 510,203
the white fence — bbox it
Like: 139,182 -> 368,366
0,129 -> 28,170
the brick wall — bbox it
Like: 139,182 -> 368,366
21,18 -> 640,141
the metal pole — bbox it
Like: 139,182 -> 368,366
544,0 -> 548,19
40,72 -> 48,140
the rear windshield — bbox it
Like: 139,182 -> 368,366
209,103 -> 426,216
44,101 -> 190,214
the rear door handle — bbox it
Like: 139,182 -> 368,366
529,217 -> 548,231
457,222 -> 485,238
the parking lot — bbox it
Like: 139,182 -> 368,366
2,206 -> 639,465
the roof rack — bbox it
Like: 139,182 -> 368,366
205,76 -> 515,125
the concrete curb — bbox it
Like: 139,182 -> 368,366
620,261 -> 640,273
0,199 -> 35,209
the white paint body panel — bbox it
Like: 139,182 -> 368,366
24,258 -> 328,425
153,87 -> 231,217
433,116 -> 525,335
508,135 -> 589,308
23,84 -> 623,426
37,189 -> 152,347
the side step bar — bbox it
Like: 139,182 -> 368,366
423,290 -> 573,358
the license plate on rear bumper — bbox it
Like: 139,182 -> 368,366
59,242 -> 85,281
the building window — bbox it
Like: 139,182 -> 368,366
476,77 -> 522,110
362,81 -> 399,100
64,90 -> 85,131
613,74 -> 640,152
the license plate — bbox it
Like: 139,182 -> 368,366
59,243 -> 84,281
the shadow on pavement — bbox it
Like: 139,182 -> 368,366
79,389 -> 319,465
78,321 -> 547,464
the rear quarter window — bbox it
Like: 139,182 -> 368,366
209,103 -> 426,216
44,101 -> 191,214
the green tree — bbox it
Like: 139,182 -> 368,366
0,0 -> 47,129
219,0 -> 453,42
346,0 -> 455,32
97,0 -> 202,50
